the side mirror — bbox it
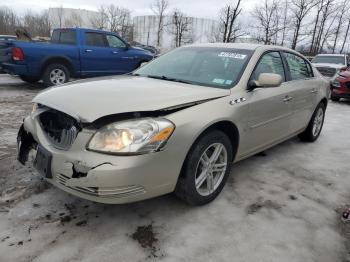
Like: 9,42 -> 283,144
125,42 -> 131,49
249,73 -> 282,90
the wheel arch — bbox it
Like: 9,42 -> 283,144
40,56 -> 75,77
177,120 -> 240,180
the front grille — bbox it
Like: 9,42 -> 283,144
316,67 -> 337,77
56,174 -> 146,198
38,109 -> 80,150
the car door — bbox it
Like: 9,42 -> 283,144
105,34 -> 139,73
241,51 -> 294,156
80,32 -> 114,76
282,52 -> 317,133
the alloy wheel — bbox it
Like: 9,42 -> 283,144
195,143 -> 228,196
312,107 -> 324,137
49,69 -> 66,85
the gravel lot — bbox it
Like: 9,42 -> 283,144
1,74 -> 350,262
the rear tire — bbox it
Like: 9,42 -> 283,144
298,102 -> 326,142
42,63 -> 70,87
175,130 -> 233,206
19,75 -> 39,84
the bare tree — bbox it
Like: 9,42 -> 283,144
319,12 -> 337,51
105,4 -> 132,38
168,9 -> 193,47
219,0 -> 243,43
23,10 -> 51,37
332,0 -> 349,53
252,0 -> 279,44
117,8 -> 132,38
280,0 -> 290,46
151,0 -> 169,47
90,5 -> 108,30
0,7 -> 20,35
106,4 -> 119,32
340,17 -> 350,53
290,0 -> 317,50
313,0 -> 336,53
310,0 -> 325,53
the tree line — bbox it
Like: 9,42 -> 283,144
0,0 -> 349,53
250,0 -> 350,54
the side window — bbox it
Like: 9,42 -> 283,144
283,52 -> 312,80
85,33 -> 107,47
251,52 -> 285,81
51,30 -> 76,45
60,31 -> 76,45
106,35 -> 126,48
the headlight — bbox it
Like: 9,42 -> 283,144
87,118 -> 175,155
331,79 -> 341,88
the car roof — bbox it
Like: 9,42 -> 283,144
185,42 -> 297,52
316,54 -> 346,57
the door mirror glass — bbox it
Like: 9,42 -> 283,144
254,73 -> 282,88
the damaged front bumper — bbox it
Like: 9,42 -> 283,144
17,115 -> 181,204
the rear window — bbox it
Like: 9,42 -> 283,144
51,30 -> 76,45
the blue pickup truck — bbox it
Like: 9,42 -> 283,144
1,28 -> 154,86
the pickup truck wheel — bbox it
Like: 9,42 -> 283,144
175,130 -> 233,206
43,64 -> 70,87
19,75 -> 39,84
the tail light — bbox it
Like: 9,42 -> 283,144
12,47 -> 24,61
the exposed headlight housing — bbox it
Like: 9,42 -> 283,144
87,118 -> 175,155
32,103 -> 38,114
331,79 -> 341,88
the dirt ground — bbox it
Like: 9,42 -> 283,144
1,74 -> 350,262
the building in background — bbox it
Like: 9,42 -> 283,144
133,15 -> 219,49
48,8 -> 98,29
47,8 -> 247,49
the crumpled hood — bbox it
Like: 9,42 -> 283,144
312,63 -> 346,69
33,76 -> 230,123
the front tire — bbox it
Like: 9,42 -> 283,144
42,63 -> 70,87
175,130 -> 233,206
298,102 -> 326,142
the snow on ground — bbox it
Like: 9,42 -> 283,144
0,74 -> 350,262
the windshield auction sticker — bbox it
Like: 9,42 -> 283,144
218,52 -> 247,59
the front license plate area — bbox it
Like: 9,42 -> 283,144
34,145 -> 52,178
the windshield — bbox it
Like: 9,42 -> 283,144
312,55 -> 346,65
134,47 -> 253,89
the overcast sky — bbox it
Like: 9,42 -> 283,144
3,0 -> 257,19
